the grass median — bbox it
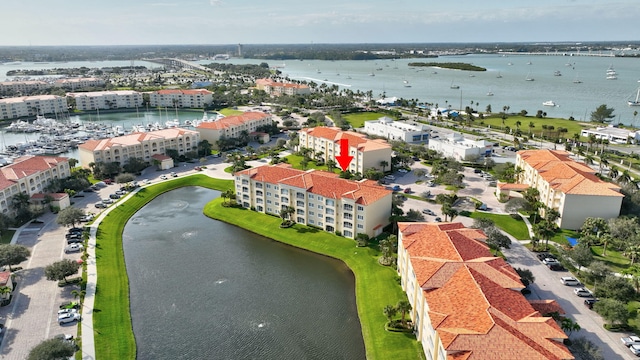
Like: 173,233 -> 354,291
204,200 -> 424,360
92,175 -> 233,359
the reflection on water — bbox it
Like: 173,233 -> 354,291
123,186 -> 365,360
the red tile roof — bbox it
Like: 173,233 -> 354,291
518,149 -> 623,197
151,154 -> 172,161
0,271 -> 10,286
399,222 -> 573,360
196,112 -> 270,130
236,164 -> 391,205
0,156 -> 68,191
299,127 -> 391,152
31,192 -> 68,200
78,128 -> 198,151
155,89 -> 212,95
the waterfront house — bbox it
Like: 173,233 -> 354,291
0,155 -> 71,215
196,111 -> 273,149
513,149 -> 623,229
78,128 -> 199,168
397,222 -> 573,360
148,89 -> 212,108
255,78 -> 311,96
297,127 -> 392,174
234,164 -> 392,239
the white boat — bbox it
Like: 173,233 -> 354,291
554,70 -> 562,76
496,72 -> 502,78
403,80 -> 411,88
525,72 -> 534,81
606,74 -> 618,80
450,81 -> 459,89
573,74 -> 582,84
542,100 -> 557,107
486,91 -> 494,96
628,84 -> 640,106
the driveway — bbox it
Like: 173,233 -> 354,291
503,241 -> 633,360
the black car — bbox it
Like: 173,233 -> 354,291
584,299 -> 598,309
547,263 -> 565,271
473,169 -> 482,174
109,194 -> 121,199
65,233 -> 82,240
95,203 -> 107,209
69,227 -> 83,233
536,253 -> 556,261
67,238 -> 83,244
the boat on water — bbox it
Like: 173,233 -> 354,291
486,90 -> 494,96
403,80 -> 411,88
606,65 -> 617,79
606,74 -> 618,80
525,72 -> 535,81
450,81 -> 459,89
496,72 -> 502,78
507,62 -> 513,66
628,83 -> 640,106
554,70 -> 562,76
543,100 -> 557,107
573,73 -> 582,83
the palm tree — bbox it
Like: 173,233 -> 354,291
71,289 -> 86,303
515,120 -> 521,132
383,305 -> 397,323
608,166 -> 619,179
396,300 -> 412,327
618,170 -> 633,184
379,160 -> 389,173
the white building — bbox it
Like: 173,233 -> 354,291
0,95 -> 67,120
0,80 -> 50,95
580,125 -> 640,144
363,116 -> 430,143
235,164 -> 392,239
0,155 -> 71,215
427,133 -> 493,161
54,77 -> 105,90
67,90 -> 143,111
297,127 -> 392,174
514,149 -> 623,229
78,128 -> 199,167
148,89 -> 212,108
397,222 -> 572,360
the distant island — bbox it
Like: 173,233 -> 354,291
408,62 -> 486,71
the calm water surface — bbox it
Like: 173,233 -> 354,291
122,187 -> 365,360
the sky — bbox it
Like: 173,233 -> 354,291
1,0 -> 639,46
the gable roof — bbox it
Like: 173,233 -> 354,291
518,149 -> 622,197
299,127 -> 391,152
399,222 -> 572,360
236,164 -> 391,205
196,111 -> 270,130
78,128 -> 198,152
0,155 -> 68,191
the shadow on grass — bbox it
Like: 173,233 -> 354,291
293,226 -> 321,234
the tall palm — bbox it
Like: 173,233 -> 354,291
528,121 -> 535,136
396,300 -> 412,327
608,166 -> 619,179
618,170 -> 633,184
383,305 -> 397,323
379,160 -> 389,173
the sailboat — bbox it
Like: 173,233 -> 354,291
573,73 -> 582,84
403,80 -> 411,88
628,83 -> 640,106
450,80 -> 459,89
496,72 -> 502,78
525,72 -> 534,81
486,89 -> 494,96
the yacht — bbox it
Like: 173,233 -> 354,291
403,80 -> 411,88
554,70 -> 562,76
450,80 -> 459,89
486,90 -> 494,96
542,100 -> 557,107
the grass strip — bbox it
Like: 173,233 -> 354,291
93,175 -> 233,359
204,199 -> 424,360
468,212 -> 530,240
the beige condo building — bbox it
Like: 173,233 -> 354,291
196,111 -> 273,148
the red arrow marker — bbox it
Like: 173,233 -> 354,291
335,138 -> 353,172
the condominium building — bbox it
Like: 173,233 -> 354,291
54,77 -> 105,90
148,89 -> 212,108
0,155 -> 71,215
78,128 -> 199,167
196,111 -> 273,148
0,95 -> 68,120
0,80 -> 50,95
234,164 -> 392,239
427,132 -> 493,161
297,127 -> 392,174
397,222 -> 573,360
255,78 -> 311,96
363,116 -> 431,143
67,90 -> 143,111
514,149 -> 623,229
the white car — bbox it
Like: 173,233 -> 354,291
560,277 -> 580,286
58,312 -> 81,325
384,175 -> 395,181
397,169 -> 409,173
58,308 -> 78,315
573,287 -> 592,297
621,335 -> 640,347
160,175 -> 168,180
64,244 -> 84,253
542,258 -> 559,265
101,198 -> 114,204
631,344 -> 640,356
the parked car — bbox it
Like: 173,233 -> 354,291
403,188 -> 412,194
102,198 -> 114,204
58,312 -> 81,325
57,308 -> 78,315
422,209 -> 435,216
392,185 -> 401,192
573,287 -> 592,297
384,175 -> 395,181
103,179 -> 113,185
65,244 -> 84,253
536,253 -> 556,261
160,175 -> 168,180
630,344 -> 640,356
115,190 -> 127,195
621,335 -> 640,347
584,298 -> 598,309
65,233 -> 81,240
473,169 -> 482,174
398,168 -> 409,173
95,203 -> 107,209
53,333 -> 76,347
170,172 -> 178,177
109,194 -> 121,199
434,217 -> 442,222
542,257 -> 560,265
79,214 -> 94,222
547,263 -> 565,271
560,277 -> 580,286
68,227 -> 83,233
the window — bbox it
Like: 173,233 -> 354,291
256,183 -> 263,189
257,206 -> 263,212
266,192 -> 272,197
326,217 -> 334,223
309,219 -> 315,224
309,211 -> 314,216
344,213 -> 353,220
297,217 -> 305,223
308,203 -> 314,208
325,199 -> 335,207
296,200 -> 304,207
343,222 -> 353,229
256,190 -> 263,196
296,192 -> 305,199
296,209 -> 304,215
344,204 -> 353,211
266,184 -> 271,188
326,208 -> 334,215
308,194 -> 314,199
357,214 -> 364,220
357,224 -> 364,229
267,200 -> 272,204
281,197 -> 288,203
318,205 -> 324,210
344,230 -> 353,238
281,189 -> 288,195
317,213 -> 322,218
357,205 -> 364,211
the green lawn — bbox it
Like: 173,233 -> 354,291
468,212 -> 530,240
344,112 -> 391,128
592,245 -> 632,273
204,200 -> 424,360
218,108 -> 244,116
284,154 -> 339,172
0,230 -> 15,244
93,175 -> 233,360
479,115 -> 590,139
